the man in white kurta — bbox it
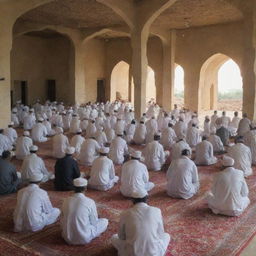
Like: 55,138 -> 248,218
171,138 -> 191,161
0,129 -> 12,155
160,123 -> 177,150
228,111 -> 240,136
133,121 -> 147,145
23,110 -> 36,130
186,123 -> 201,148
86,120 -> 97,138
52,127 -> 70,159
125,120 -> 136,144
144,134 -> 168,171
4,122 -> 18,146
21,145 -> 52,183
111,191 -> 170,256
79,137 -> 100,166
244,125 -> 256,165
207,127 -> 225,153
15,131 -> 33,160
31,119 -> 48,142
109,133 -> 129,165
207,156 -> 250,216
61,178 -> 108,245
120,151 -> 154,197
167,149 -> 199,199
13,173 -> 60,232
195,137 -> 217,165
70,129 -> 85,154
88,147 -> 119,191
174,118 -> 187,139
69,114 -> 80,134
227,137 -> 252,177
237,113 -> 251,136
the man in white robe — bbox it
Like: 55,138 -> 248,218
23,109 -> 36,130
167,149 -> 199,199
174,118 -> 187,139
133,120 -> 147,145
88,147 -> 119,191
95,126 -> 108,147
70,128 -> 85,154
227,137 -> 252,177
70,114 -> 80,134
195,136 -> 217,165
0,129 -> 12,155
144,134 -> 169,171
86,119 -> 97,139
171,137 -> 191,161
52,127 -> 70,159
207,127 -> 225,153
21,145 -> 52,183
160,123 -> 177,150
203,116 -> 211,137
210,110 -> 218,129
125,120 -> 136,144
120,151 -> 154,197
111,191 -> 170,256
31,118 -> 48,142
237,113 -> 251,136
207,156 -> 250,216
79,136 -> 100,166
244,123 -> 256,165
186,123 -> 201,148
11,109 -> 20,127
4,122 -> 18,146
228,111 -> 240,136
13,173 -> 60,232
15,131 -> 33,160
61,178 -> 108,245
109,132 -> 129,165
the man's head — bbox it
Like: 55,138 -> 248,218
23,131 -> 30,137
8,122 -> 14,128
76,128 -> 82,135
131,119 -> 136,125
235,136 -> 244,144
181,149 -> 191,158
243,113 -> 247,118
0,129 -> 3,134
65,146 -> 75,156
29,173 -> 43,184
192,123 -> 196,127
130,191 -> 148,205
154,133 -> 161,141
168,123 -> 173,128
99,147 -> 109,156
222,155 -> 234,168
202,136 -> 207,141
30,145 -> 38,154
214,110 -> 217,115
2,150 -> 11,160
234,111 -> 238,117
222,111 -> 226,116
73,177 -> 88,193
131,151 -> 142,160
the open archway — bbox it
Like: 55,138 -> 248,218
174,64 -> 185,108
199,53 -> 243,111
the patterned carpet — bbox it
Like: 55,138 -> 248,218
0,136 -> 256,256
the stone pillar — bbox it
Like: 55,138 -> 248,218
131,28 -> 149,118
162,30 -> 176,111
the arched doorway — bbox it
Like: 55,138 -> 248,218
199,53 -> 243,112
174,64 -> 185,108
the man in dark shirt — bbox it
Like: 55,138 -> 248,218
54,147 -> 80,191
0,151 -> 20,195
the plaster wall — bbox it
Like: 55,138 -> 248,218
11,34 -> 74,105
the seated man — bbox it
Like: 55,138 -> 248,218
207,127 -> 225,154
54,147 -> 80,191
167,149 -> 199,199
4,122 -> 18,146
171,137 -> 191,160
133,120 -> 147,145
52,127 -> 70,159
144,134 -> 169,171
61,178 -> 108,245
21,145 -> 52,183
227,136 -> 252,177
31,118 -> 48,142
111,191 -> 170,256
0,151 -> 21,195
88,147 -> 119,191
160,122 -> 177,150
186,123 -> 201,148
15,131 -> 33,160
195,136 -> 217,166
207,156 -> 250,216
70,128 -> 85,154
120,151 -> 154,197
13,173 -> 60,232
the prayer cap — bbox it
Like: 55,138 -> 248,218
29,108 -> 34,112
30,145 -> 38,151
77,128 -> 82,133
66,147 -> 75,155
73,177 -> 88,187
23,131 -> 30,136
116,128 -> 123,136
9,122 -> 14,126
12,109 -> 17,113
38,118 -> 44,122
222,155 -> 234,167
56,127 -> 63,134
30,173 -> 43,182
99,147 -> 109,154
131,151 -> 142,159
131,190 -> 147,199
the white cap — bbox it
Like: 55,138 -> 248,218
23,131 -> 30,136
65,146 -> 75,155
99,147 -> 109,154
222,155 -> 234,167
9,122 -> 14,126
131,151 -> 142,159
30,173 -> 43,182
77,128 -> 82,133
131,190 -> 147,199
116,128 -> 124,136
56,127 -> 63,134
30,145 -> 38,151
12,109 -> 17,113
73,177 -> 88,187
38,118 -> 44,122
29,108 -> 34,112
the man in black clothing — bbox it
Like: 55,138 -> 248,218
54,146 -> 80,191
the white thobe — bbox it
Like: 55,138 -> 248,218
160,127 -> 177,150
61,193 -> 108,245
11,113 -> 20,127
115,120 -> 126,134
144,141 -> 167,171
244,130 -> 256,164
167,156 -> 199,199
86,123 -> 97,138
79,139 -> 100,166
105,127 -> 116,143
174,121 -> 187,138
229,116 -> 241,136
208,135 -> 224,153
203,121 -> 211,137
120,159 -> 154,197
89,156 -> 119,191
31,123 -> 48,142
23,114 -> 36,130
220,116 -> 231,128
186,127 -> 201,148
227,143 -> 252,177
171,140 -> 191,160
63,114 -> 71,130
195,140 -> 217,165
21,153 -> 51,182
15,136 -> 33,160
14,184 -> 60,232
207,167 -> 250,216
43,120 -> 55,136
111,202 -> 170,256
52,134 -> 69,159
70,134 -> 85,154
133,124 -> 147,145
146,119 -> 158,134
4,127 -> 18,145
210,114 -> 218,127
70,117 -> 80,134
109,137 -> 129,165
95,131 -> 108,147
237,118 -> 251,136
80,119 -> 89,131
0,134 -> 12,155
125,124 -> 136,143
